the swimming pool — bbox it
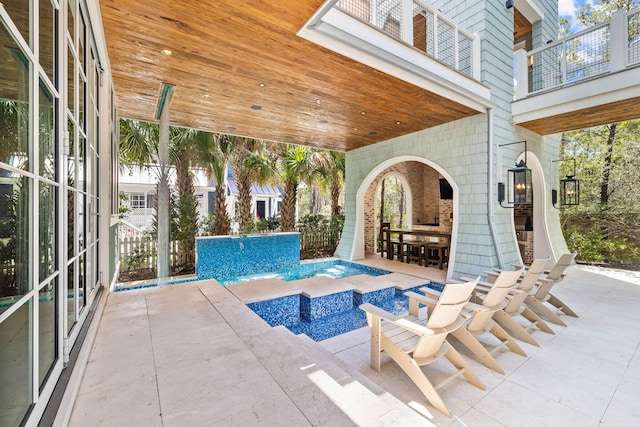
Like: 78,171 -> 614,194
216,259 -> 389,285
248,281 -> 446,341
115,259 -> 389,291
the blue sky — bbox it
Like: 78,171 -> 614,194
559,0 -> 590,33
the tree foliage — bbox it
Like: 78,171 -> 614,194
557,1 -> 640,266
560,122 -> 640,264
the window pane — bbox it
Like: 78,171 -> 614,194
78,73 -> 85,130
0,23 -> 30,172
78,253 -> 85,312
78,10 -> 85,71
0,171 -> 31,314
39,280 -> 57,389
39,82 -> 55,180
78,135 -> 85,191
39,0 -> 56,84
67,261 -> 75,333
0,300 -> 32,426
67,190 -> 75,258
78,192 -> 85,251
67,118 -> 75,192
67,46 -> 74,115
39,182 -> 56,281
3,0 -> 30,48
67,0 -> 75,43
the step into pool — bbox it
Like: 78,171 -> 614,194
247,281 -> 445,341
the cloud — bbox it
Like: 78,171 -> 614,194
558,0 -> 577,17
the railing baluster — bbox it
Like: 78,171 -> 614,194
336,0 -> 479,79
516,8 -> 640,97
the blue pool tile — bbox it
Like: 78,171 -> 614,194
248,282 -> 447,342
301,290 -> 353,320
353,287 -> 395,306
247,295 -> 300,327
196,233 -> 300,280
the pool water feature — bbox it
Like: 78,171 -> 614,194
247,281 -> 446,341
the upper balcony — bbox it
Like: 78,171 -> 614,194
513,9 -> 640,134
299,0 -> 491,112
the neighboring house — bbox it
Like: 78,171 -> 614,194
3,1 -> 640,425
119,164 -> 282,236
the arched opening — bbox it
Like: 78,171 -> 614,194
512,151 -> 553,265
352,155 -> 458,281
373,173 -> 413,254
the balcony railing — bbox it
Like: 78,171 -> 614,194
336,0 -> 479,79
515,8 -> 640,99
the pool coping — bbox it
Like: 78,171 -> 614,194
227,271 -> 435,305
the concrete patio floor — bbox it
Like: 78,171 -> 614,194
60,260 -> 640,426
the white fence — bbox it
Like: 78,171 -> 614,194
119,237 -> 193,271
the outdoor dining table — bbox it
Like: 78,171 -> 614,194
383,228 -> 451,269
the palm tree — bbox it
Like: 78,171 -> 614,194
194,132 -> 233,235
119,119 -> 158,168
119,119 -> 169,274
273,144 -> 327,232
232,138 -> 275,233
170,128 -> 201,267
313,150 -> 345,217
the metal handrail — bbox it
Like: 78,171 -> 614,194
516,8 -> 640,98
335,0 -> 478,79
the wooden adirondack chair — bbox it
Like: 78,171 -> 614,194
480,258 -> 555,347
525,253 -> 578,326
425,270 -> 525,374
359,278 -> 484,417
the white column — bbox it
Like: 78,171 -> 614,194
157,88 -> 173,279
401,0 -> 413,45
515,49 -> 528,100
610,11 -> 626,72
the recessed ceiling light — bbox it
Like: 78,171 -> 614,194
396,121 -> 401,125
318,120 -> 328,124
228,127 -> 236,131
361,111 -> 366,115
353,128 -> 358,131
161,49 -> 173,56
203,94 -> 210,98
258,83 -> 266,88
315,99 -> 321,105
250,105 -> 262,110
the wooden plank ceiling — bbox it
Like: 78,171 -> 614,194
513,9 -> 533,40
99,0 -> 479,152
517,98 -> 640,135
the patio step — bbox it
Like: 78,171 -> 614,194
253,325 -> 432,426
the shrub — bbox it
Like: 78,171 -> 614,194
200,214 -> 216,236
564,228 -> 640,265
256,216 -> 280,232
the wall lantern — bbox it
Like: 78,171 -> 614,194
498,141 -> 532,208
552,158 -> 580,208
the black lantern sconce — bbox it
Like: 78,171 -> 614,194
498,141 -> 532,208
552,158 -> 580,208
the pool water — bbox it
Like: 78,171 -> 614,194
115,259 -> 388,292
217,259 -> 389,285
249,282 -> 445,341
